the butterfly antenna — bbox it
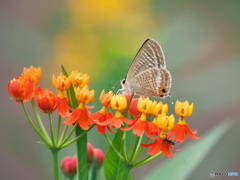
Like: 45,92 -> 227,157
108,79 -> 121,94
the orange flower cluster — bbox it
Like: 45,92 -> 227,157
7,66 -> 200,158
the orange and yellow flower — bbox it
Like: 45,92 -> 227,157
98,94 -> 132,129
63,85 -> 94,130
52,73 -> 72,117
141,136 -> 180,157
90,90 -> 113,134
167,100 -> 200,142
70,71 -> 90,89
141,111 -> 179,157
122,97 -> 156,138
22,66 -> 41,86
7,76 -> 34,102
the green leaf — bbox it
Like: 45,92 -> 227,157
143,121 -> 232,180
103,131 -> 132,180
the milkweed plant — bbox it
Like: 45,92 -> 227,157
6,65 -> 200,180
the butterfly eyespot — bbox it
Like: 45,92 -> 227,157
162,89 -> 167,93
159,87 -> 168,97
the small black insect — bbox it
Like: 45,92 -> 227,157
162,138 -> 175,145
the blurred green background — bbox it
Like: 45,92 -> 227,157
1,0 -> 240,179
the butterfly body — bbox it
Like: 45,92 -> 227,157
121,38 -> 172,98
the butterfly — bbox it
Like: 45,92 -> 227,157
121,38 -> 172,98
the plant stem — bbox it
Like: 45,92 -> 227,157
133,152 -> 163,167
21,102 -> 52,147
121,165 -> 133,180
49,114 -> 56,147
104,134 -> 124,161
31,99 -> 51,144
128,136 -> 141,161
75,128 -> 88,180
60,125 -> 94,149
56,115 -> 62,143
51,149 -> 60,180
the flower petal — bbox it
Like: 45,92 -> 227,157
175,124 -> 185,142
148,138 -> 162,156
185,125 -> 201,140
162,141 -> 172,157
96,124 -> 107,134
63,108 -> 80,125
133,120 -> 145,136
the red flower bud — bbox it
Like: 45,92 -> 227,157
129,98 -> 141,119
87,143 -> 94,162
37,89 -> 57,113
60,156 -> 77,178
122,93 -> 131,103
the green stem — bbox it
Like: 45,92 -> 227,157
104,134 -> 125,162
56,115 -> 62,143
60,125 -> 94,149
133,152 -> 163,167
132,137 -> 150,161
123,93 -> 134,117
129,135 -> 142,162
121,93 -> 135,161
51,149 -> 60,180
49,114 -> 56,148
121,166 -> 133,180
58,124 -> 69,145
31,99 -> 51,144
120,130 -> 128,161
90,161 -> 100,180
21,102 -> 52,147
75,128 -> 88,180
58,122 -> 78,147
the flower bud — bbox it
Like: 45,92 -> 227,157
129,98 -> 141,119
94,148 -> 105,166
60,156 -> 77,178
37,89 -> 57,113
87,143 -> 94,163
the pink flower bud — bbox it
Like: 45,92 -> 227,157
94,148 -> 105,166
122,93 -> 131,103
129,98 -> 141,119
87,143 -> 94,162
60,156 -> 77,178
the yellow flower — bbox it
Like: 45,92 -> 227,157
70,71 -> 90,88
75,85 -> 94,104
152,101 -> 168,117
137,97 -> 156,114
99,90 -> 113,107
156,115 -> 175,130
52,73 -> 71,91
110,94 -> 127,111
175,100 -> 194,117
22,66 -> 41,85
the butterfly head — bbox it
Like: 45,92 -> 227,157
120,78 -> 126,86
119,78 -> 128,94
